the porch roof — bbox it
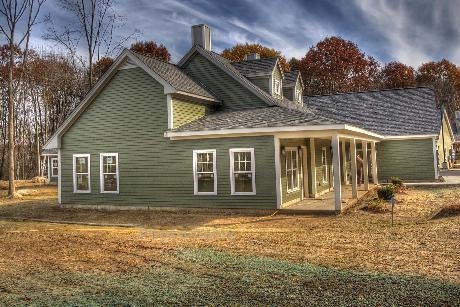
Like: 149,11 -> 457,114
171,106 -> 342,132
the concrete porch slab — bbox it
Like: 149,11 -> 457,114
281,185 -> 373,213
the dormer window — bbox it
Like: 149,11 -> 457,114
295,89 -> 302,104
274,79 -> 281,95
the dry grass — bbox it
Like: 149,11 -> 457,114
0,183 -> 459,305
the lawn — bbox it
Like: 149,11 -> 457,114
0,183 -> 459,306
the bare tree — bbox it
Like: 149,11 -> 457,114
0,0 -> 46,197
45,0 -> 137,87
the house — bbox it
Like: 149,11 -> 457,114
43,24 -> 452,212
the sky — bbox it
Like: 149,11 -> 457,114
25,0 -> 460,67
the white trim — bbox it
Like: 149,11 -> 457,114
301,145 -> 309,199
384,134 -> 438,140
165,124 -> 384,140
285,147 -> 300,193
274,136 -> 282,208
331,134 -> 342,211
433,137 -> 439,179
193,149 -> 217,195
51,158 -> 59,177
309,138 -> 317,196
73,154 -> 91,193
167,94 -> 173,129
58,149 -> 62,204
321,147 -> 328,183
273,79 -> 281,96
229,148 -> 256,195
100,153 -> 120,194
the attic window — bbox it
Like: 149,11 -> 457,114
274,79 -> 281,95
295,89 -> 302,104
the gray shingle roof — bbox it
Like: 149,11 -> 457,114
231,57 -> 278,78
304,87 -> 441,136
172,106 -> 342,132
131,51 -> 218,100
284,70 -> 300,87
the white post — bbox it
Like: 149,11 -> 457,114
371,142 -> 378,184
350,138 -> 358,198
274,136 -> 282,208
309,138 -> 317,197
341,140 -> 347,184
332,134 -> 342,211
362,140 -> 369,190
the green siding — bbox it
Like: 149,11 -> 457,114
60,67 -> 277,208
283,87 -> 294,101
250,77 -> 270,94
172,98 -> 207,128
377,139 -> 435,182
183,54 -> 267,110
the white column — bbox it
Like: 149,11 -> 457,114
332,134 -> 342,211
341,140 -> 347,184
274,136 -> 282,208
350,138 -> 358,198
362,140 -> 369,190
371,142 -> 378,184
309,138 -> 317,197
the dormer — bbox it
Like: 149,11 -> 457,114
231,55 -> 285,99
283,70 -> 304,105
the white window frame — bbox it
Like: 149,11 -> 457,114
296,88 -> 302,103
100,153 -> 119,194
274,79 -> 281,95
229,148 -> 256,195
51,157 -> 59,177
285,147 -> 300,193
73,154 -> 91,193
321,147 -> 328,183
193,149 -> 217,195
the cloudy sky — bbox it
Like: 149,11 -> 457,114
28,0 -> 460,67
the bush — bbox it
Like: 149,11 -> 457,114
390,177 -> 404,189
377,185 -> 395,201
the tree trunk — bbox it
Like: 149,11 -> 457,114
8,39 -> 16,197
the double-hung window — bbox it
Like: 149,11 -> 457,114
321,147 -> 328,183
296,88 -> 302,104
193,150 -> 217,195
73,154 -> 90,193
230,148 -> 255,195
286,148 -> 299,192
274,79 -> 281,95
51,158 -> 59,177
100,153 -> 119,193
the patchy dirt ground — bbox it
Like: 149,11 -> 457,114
0,183 -> 459,305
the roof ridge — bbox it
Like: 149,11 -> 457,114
305,86 -> 434,98
232,56 -> 279,63
130,49 -> 178,67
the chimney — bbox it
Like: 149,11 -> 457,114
245,53 -> 260,61
191,24 -> 211,51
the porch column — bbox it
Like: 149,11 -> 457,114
341,140 -> 347,184
332,134 -> 342,211
362,140 -> 369,190
350,138 -> 358,198
309,138 -> 317,197
371,142 -> 378,184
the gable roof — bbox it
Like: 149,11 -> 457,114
304,87 -> 441,137
283,70 -> 302,88
178,45 -> 296,109
171,106 -> 342,132
231,57 -> 279,78
44,49 -> 218,149
131,51 -> 218,101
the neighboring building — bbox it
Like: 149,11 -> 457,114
42,148 -> 58,184
44,24 -> 452,212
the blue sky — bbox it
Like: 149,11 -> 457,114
29,0 -> 460,67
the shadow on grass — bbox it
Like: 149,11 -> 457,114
1,248 -> 458,306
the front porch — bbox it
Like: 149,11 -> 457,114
282,185 -> 371,213
275,131 -> 380,213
